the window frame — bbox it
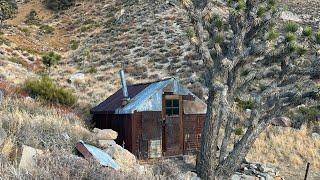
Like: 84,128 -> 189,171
165,99 -> 180,116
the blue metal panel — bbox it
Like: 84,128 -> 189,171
80,141 -> 120,170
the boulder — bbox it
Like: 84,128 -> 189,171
271,117 -> 291,127
98,140 -> 116,149
185,171 -> 200,180
93,128 -> 118,140
0,127 -> 7,146
19,145 -> 43,172
312,133 -> 320,139
183,155 -> 196,165
104,144 -> 136,170
68,73 -> 85,84
312,126 -> 320,134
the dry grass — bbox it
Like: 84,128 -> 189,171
248,126 -> 320,178
0,96 -> 146,179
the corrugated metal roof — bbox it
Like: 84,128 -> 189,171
90,78 -> 172,114
91,77 -> 207,115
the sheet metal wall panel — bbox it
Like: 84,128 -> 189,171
164,116 -> 183,156
183,114 -> 205,154
141,111 -> 162,159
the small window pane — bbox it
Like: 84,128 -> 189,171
166,108 -> 172,115
165,100 -> 172,107
172,100 -> 179,107
172,108 -> 179,115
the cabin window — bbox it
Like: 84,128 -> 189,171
165,99 -> 179,116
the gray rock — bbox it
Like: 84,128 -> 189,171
312,126 -> 320,134
271,117 -> 291,127
68,73 -> 86,84
312,133 -> 320,139
231,173 -> 256,180
19,145 -> 43,172
93,128 -> 118,140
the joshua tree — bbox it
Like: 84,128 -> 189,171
0,0 -> 17,28
181,0 -> 320,179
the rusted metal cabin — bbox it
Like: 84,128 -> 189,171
91,70 -> 207,159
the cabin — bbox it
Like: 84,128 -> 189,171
91,70 -> 207,159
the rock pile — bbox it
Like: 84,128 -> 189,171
232,161 -> 280,180
92,128 -> 138,171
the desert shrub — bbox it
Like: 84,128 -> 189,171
39,24 -> 55,34
0,36 -> 10,45
234,127 -> 244,136
70,39 -> 79,50
18,27 -> 29,35
284,21 -> 298,33
299,105 -> 320,124
24,76 -> 77,106
44,0 -> 75,11
285,32 -> 296,42
302,26 -> 312,37
25,9 -> 40,25
235,97 -> 255,110
267,29 -> 279,40
86,66 -> 97,74
42,51 -> 61,69
185,27 -> 194,39
0,0 -> 18,28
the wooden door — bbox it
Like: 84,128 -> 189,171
162,95 -> 183,156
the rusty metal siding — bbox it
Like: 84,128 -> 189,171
132,112 -> 142,157
183,114 -> 205,154
141,111 -> 162,159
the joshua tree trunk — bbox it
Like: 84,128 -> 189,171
181,0 -> 320,179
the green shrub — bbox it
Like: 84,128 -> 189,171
24,76 -> 77,106
285,32 -> 296,42
234,127 -> 244,136
302,26 -> 312,37
86,66 -> 97,74
299,106 -> 320,123
297,46 -> 307,56
284,21 -> 298,33
44,0 -> 75,11
39,24 -> 55,34
257,6 -> 267,17
25,9 -> 40,25
267,29 -> 279,40
235,97 -> 255,110
185,27 -> 194,39
70,40 -> 79,50
42,51 -> 61,69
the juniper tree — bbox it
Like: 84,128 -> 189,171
0,0 -> 17,28
181,0 -> 320,179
